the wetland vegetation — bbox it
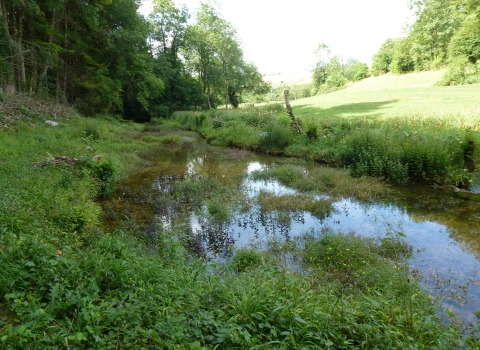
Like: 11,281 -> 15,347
2,0 -> 480,347
2,88 -> 480,348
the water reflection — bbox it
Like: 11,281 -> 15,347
102,141 -> 480,324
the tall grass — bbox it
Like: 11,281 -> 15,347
171,105 -> 480,186
0,227 -> 471,348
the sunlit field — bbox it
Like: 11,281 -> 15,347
291,70 -> 480,120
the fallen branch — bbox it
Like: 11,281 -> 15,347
36,154 -> 102,167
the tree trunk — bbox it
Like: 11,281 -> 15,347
0,0 -> 15,94
11,6 -> 20,92
62,6 -> 68,97
206,85 -> 211,110
17,9 -> 26,91
28,19 -> 37,92
40,8 -> 56,80
223,61 -> 228,109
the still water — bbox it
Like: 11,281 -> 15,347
103,135 -> 480,325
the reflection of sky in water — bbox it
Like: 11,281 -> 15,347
128,150 -> 480,324
227,176 -> 480,322
470,172 -> 480,193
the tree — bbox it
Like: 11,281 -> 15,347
312,43 -> 331,89
147,0 -> 203,117
183,2 -> 268,110
390,37 -> 415,74
353,62 -> 369,81
325,55 -> 347,88
408,0 -> 463,69
448,13 -> 480,64
344,58 -> 360,81
371,39 -> 397,76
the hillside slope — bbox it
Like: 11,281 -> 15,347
291,70 -> 480,119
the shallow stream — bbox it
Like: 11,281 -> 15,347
103,133 -> 480,325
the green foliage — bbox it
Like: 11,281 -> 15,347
371,38 -> 397,76
170,99 -> 479,187
390,37 -> 415,74
229,248 -> 263,272
89,161 -> 117,198
259,124 -> 294,151
0,229 -> 465,349
325,73 -> 347,89
408,0 -> 461,70
312,43 -> 331,88
251,164 -> 387,200
181,3 -> 270,111
352,62 -> 369,81
339,127 -> 471,186
439,56 -> 470,85
304,122 -> 318,142
311,48 -> 366,93
448,14 -> 480,64
340,132 -> 409,184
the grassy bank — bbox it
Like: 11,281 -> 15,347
0,98 -> 476,348
169,74 -> 480,187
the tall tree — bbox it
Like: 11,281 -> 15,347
311,43 -> 331,89
183,2 -> 268,110
148,0 -> 203,117
408,0 -> 463,68
371,38 -> 397,75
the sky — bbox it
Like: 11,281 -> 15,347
139,0 -> 413,78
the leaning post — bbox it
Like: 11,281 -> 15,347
284,90 -> 301,134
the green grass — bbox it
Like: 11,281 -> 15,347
0,98 -> 476,348
291,70 -> 480,120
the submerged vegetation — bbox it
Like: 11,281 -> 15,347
1,103 -> 478,348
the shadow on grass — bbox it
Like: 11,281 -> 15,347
293,101 -> 394,118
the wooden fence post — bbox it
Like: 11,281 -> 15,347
284,90 -> 301,134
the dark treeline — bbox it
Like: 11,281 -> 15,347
371,0 -> 480,85
0,0 -> 270,121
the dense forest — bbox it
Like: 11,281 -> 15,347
0,0 -> 269,121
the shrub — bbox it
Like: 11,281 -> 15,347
305,122 -> 318,142
325,73 -> 347,88
353,62 -> 369,81
80,159 -> 117,198
259,124 -> 293,151
439,56 -> 470,85
229,248 -> 263,272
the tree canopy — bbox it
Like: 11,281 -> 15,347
0,0 -> 270,119
311,44 -> 369,94
371,0 -> 480,84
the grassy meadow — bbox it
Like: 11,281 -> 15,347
291,70 -> 480,119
